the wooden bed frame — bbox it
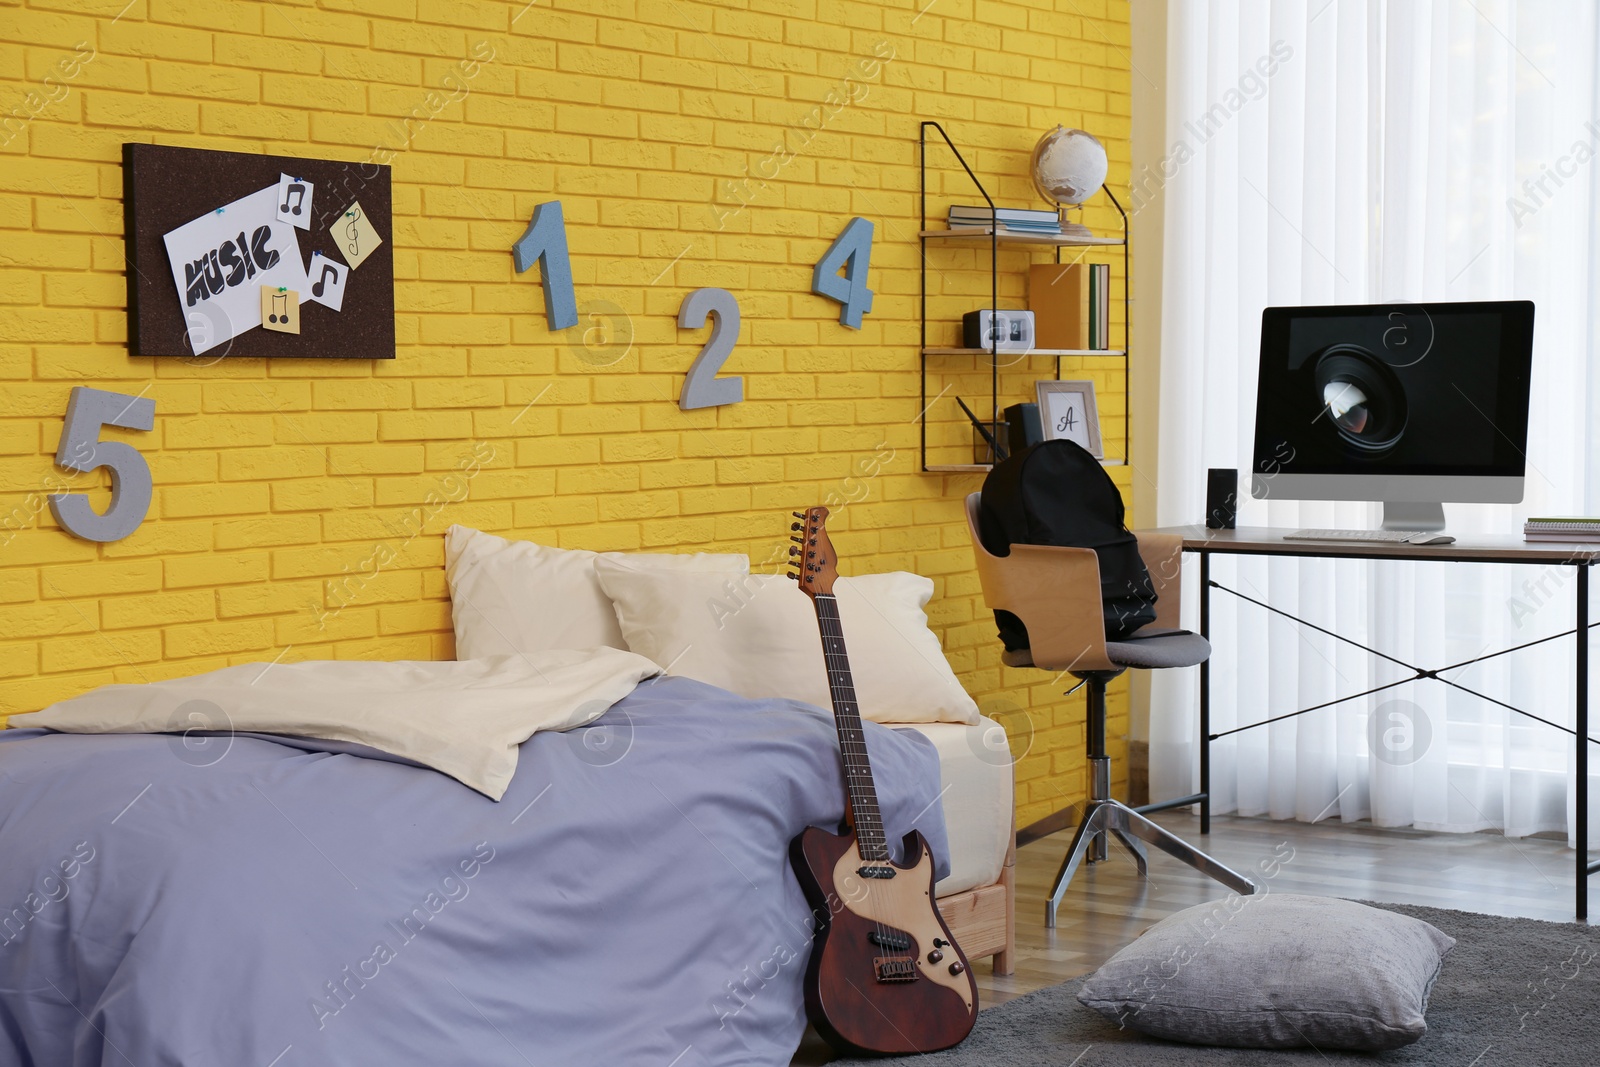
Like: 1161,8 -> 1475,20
934,818 -> 1016,975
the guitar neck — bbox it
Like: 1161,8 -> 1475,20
812,593 -> 888,862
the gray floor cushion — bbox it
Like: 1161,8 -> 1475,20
1076,894 -> 1455,1051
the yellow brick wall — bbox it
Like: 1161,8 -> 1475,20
0,0 -> 1132,830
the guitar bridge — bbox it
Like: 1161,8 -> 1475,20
857,864 -> 896,879
873,956 -> 919,983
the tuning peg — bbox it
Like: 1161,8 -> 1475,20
789,546 -> 800,556
790,535 -> 802,543
787,571 -> 798,580
792,511 -> 806,520
790,522 -> 802,531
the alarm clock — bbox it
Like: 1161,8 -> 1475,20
962,309 -> 1035,352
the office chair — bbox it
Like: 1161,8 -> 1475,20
963,493 -> 1256,927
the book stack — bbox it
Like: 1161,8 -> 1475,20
1028,263 -> 1111,350
947,204 -> 1062,235
1524,517 -> 1600,542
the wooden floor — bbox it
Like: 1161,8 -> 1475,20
794,811 -> 1590,1060
976,809 -> 1590,1006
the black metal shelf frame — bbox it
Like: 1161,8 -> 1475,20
918,120 -> 1130,473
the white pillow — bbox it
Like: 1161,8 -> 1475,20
593,561 -> 979,725
445,526 -> 749,658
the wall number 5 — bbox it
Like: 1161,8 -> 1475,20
49,386 -> 156,543
677,288 -> 744,410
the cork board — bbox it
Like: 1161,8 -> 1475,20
122,143 -> 394,359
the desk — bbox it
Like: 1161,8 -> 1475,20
1142,525 -> 1599,920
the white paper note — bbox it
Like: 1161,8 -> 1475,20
276,173 -> 314,231
163,184 -> 311,355
305,250 -> 349,312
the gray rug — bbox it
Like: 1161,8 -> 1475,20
834,903 -> 1598,1065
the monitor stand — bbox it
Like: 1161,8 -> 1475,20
1381,501 -> 1446,532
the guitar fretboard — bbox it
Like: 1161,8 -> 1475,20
813,593 -> 888,862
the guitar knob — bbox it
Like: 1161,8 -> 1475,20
927,950 -> 944,964
948,961 -> 965,976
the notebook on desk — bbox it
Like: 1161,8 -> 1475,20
1524,517 -> 1600,542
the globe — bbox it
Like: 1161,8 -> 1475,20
1030,126 -> 1108,207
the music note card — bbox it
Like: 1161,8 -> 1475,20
260,285 -> 301,334
335,200 -> 382,271
275,173 -> 313,231
305,251 -> 348,312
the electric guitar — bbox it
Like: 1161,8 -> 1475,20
785,506 -> 978,1056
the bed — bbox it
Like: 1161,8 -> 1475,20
0,672 -> 954,1066
0,527 -> 1016,1063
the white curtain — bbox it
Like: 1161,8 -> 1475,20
1150,0 -> 1600,849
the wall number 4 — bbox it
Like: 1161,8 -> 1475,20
49,386 -> 156,543
812,216 -> 874,329
511,200 -> 579,331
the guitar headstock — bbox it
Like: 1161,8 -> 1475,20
788,506 -> 837,599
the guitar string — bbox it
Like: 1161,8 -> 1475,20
813,596 -> 883,946
814,594 -> 902,955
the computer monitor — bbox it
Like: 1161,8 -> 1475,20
1251,300 -> 1535,531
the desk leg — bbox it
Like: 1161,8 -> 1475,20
1200,551 -> 1211,836
1579,564 -> 1589,922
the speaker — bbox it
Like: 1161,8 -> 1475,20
1003,403 -> 1043,455
1206,468 -> 1237,529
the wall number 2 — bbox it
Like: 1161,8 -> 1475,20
812,216 -> 874,329
677,288 -> 744,410
49,386 -> 157,543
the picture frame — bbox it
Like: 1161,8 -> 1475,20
1036,379 -> 1102,458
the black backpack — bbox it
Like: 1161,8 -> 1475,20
978,439 -> 1157,650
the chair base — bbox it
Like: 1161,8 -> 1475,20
1044,796 -> 1257,927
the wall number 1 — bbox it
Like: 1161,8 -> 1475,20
812,216 -> 874,329
49,386 -> 156,543
511,200 -> 578,331
677,288 -> 744,410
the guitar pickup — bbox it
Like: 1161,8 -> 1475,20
868,930 -> 911,951
857,864 -> 896,879
873,956 -> 919,982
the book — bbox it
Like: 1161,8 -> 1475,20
948,205 -> 1061,224
1028,263 -> 1086,349
1524,517 -> 1600,542
1088,263 -> 1109,350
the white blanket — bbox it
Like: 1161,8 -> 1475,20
10,650 -> 661,799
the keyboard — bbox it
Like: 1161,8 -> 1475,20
1283,528 -> 1453,545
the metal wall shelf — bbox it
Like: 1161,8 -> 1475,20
918,121 -> 1131,474
927,457 -> 1126,474
923,347 -> 1126,357
920,227 -> 1125,248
